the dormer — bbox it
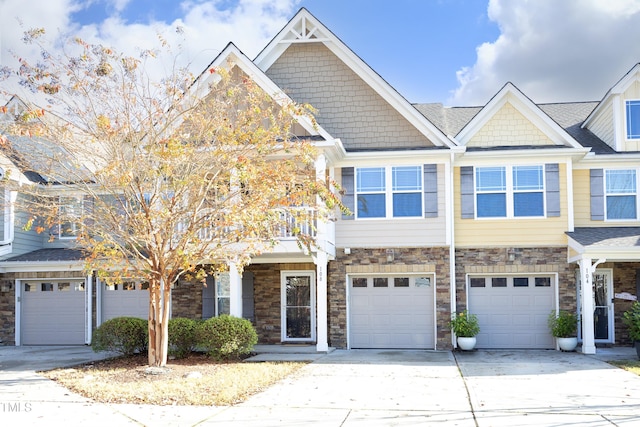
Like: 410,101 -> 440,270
582,63 -> 640,152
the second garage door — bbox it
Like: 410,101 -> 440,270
349,275 -> 435,349
468,275 -> 555,349
102,280 -> 149,322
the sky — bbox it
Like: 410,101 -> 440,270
1,0 -> 640,106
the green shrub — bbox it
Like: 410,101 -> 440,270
623,302 -> 640,342
91,317 -> 148,355
168,317 -> 198,359
450,310 -> 480,337
548,310 -> 578,338
196,315 -> 258,360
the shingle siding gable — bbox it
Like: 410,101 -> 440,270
265,43 -> 435,151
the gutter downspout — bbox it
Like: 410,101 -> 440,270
448,151 -> 457,349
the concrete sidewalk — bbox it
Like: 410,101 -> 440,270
1,346 -> 639,426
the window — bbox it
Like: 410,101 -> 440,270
492,278 -> 507,288
605,169 -> 637,220
357,167 -> 385,218
373,278 -> 388,288
513,277 -> 529,287
352,278 -> 368,288
470,278 -> 486,288
392,167 -> 422,217
58,196 -> 83,239
626,100 -> 640,139
216,273 -> 230,316
356,166 -> 423,219
513,166 -> 544,217
394,277 -> 409,287
476,167 -> 506,217
475,165 -> 544,218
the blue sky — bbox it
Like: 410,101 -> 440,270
2,0 -> 640,106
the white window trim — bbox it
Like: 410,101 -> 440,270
604,168 -> 639,221
474,165 -> 546,220
355,165 -> 424,220
57,195 -> 83,240
624,99 -> 640,140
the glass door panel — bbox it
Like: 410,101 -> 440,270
281,272 -> 315,341
593,271 -> 613,342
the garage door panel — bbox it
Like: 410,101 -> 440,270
350,275 -> 434,349
469,275 -> 555,349
22,281 -> 86,345
102,283 -> 149,321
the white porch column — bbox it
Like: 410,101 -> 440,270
578,256 -> 605,354
315,252 -> 329,352
314,153 -> 329,352
86,273 -> 93,345
229,262 -> 243,317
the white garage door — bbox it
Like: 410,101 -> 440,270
22,280 -> 86,345
102,281 -> 149,322
350,275 -> 435,349
468,275 -> 555,349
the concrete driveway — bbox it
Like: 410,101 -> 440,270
1,346 -> 639,426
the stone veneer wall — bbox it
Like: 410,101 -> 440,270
0,279 -> 15,345
328,247 -> 452,350
172,278 -> 203,319
245,262 -> 316,344
455,247 -> 575,312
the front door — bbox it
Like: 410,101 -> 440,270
593,269 -> 614,342
281,271 -> 315,342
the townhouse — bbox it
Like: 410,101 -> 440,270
0,8 -> 638,354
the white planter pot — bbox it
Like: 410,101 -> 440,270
557,337 -> 578,352
457,336 -> 477,351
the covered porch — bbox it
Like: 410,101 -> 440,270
566,227 -> 640,354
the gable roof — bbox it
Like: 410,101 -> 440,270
582,63 -> 640,129
194,42 -> 333,142
253,8 -> 453,148
415,100 -> 614,154
453,82 -> 584,149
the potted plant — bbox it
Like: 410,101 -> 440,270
622,301 -> 640,359
450,309 -> 480,350
548,310 -> 578,351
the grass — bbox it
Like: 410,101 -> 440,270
609,359 -> 640,376
41,353 -> 306,406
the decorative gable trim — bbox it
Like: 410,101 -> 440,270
254,8 -> 453,148
456,82 -> 582,149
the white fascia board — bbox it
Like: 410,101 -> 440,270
457,84 -> 582,149
315,138 -> 347,164
0,261 -> 84,273
335,149 -> 453,167
572,152 -> 640,169
583,64 -> 640,128
455,147 -> 589,166
567,235 -> 640,262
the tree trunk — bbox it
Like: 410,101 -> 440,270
148,277 -> 170,367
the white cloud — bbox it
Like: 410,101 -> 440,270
450,0 -> 640,106
0,0 -> 300,102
